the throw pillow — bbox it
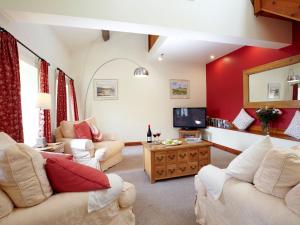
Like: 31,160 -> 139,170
89,123 -> 103,142
60,121 -> 76,138
284,111 -> 300,139
226,136 -> 273,182
45,157 -> 111,192
0,189 -> 13,219
285,183 -> 300,216
254,148 -> 300,198
0,143 -> 53,207
74,121 -> 93,140
232,108 -> 255,130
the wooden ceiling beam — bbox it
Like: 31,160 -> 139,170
148,35 -> 159,52
254,0 -> 300,22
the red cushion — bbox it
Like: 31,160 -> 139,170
74,121 -> 92,139
40,151 -> 73,161
45,158 -> 110,192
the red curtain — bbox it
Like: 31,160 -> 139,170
69,79 -> 79,121
292,84 -> 298,100
56,70 -> 67,127
0,31 -> 24,142
39,60 -> 52,142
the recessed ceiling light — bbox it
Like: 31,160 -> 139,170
158,53 -> 164,61
210,55 -> 215,59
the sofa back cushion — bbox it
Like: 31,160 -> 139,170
254,148 -> 300,198
60,121 -> 76,138
0,189 -> 13,219
0,143 -> 53,207
285,183 -> 300,216
226,136 -> 273,182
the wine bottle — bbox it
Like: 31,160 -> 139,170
147,124 -> 152,143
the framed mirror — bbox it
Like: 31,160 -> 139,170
243,54 -> 300,108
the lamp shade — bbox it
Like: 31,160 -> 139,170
36,93 -> 51,109
134,67 -> 149,77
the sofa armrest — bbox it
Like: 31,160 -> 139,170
70,139 -> 94,151
56,138 -> 73,154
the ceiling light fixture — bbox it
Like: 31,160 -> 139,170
210,55 -> 215,60
158,53 -> 164,61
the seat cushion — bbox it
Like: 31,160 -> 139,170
0,143 -> 53,207
60,121 -> 76,138
94,141 -> 124,161
45,158 -> 110,192
286,183 -> 300,216
0,189 -> 13,219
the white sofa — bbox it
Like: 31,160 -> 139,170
56,119 -> 124,171
194,175 -> 300,225
0,132 -> 136,225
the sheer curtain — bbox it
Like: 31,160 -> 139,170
0,31 -> 24,142
56,70 -> 67,127
39,60 -> 52,142
69,79 -> 79,121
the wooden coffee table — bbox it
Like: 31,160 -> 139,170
142,140 -> 212,183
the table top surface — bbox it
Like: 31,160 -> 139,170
142,139 -> 211,151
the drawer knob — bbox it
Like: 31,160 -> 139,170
156,170 -> 164,175
156,156 -> 164,161
190,165 -> 197,170
200,152 -> 207,156
168,169 -> 175,174
179,153 -> 186,159
179,167 -> 186,172
190,152 -> 197,157
168,155 -> 175,160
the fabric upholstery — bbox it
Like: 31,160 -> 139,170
0,192 -> 135,225
226,136 -> 272,182
119,182 -> 136,208
100,152 -> 123,171
40,151 -> 73,161
285,183 -> 300,216
0,31 -> 24,142
195,178 -> 300,225
94,141 -> 124,161
60,121 -> 76,138
0,189 -> 14,219
0,143 -> 52,207
74,121 -> 92,139
254,148 -> 300,198
232,108 -> 254,130
285,111 -> 300,139
39,60 -> 51,143
0,132 -> 17,145
45,158 -> 110,192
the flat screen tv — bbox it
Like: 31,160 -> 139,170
173,107 -> 206,129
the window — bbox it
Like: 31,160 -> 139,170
20,59 -> 39,146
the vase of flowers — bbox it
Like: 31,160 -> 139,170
256,107 -> 282,135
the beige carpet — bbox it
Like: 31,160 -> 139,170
107,146 -> 236,225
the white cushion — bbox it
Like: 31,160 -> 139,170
254,148 -> 300,198
285,111 -> 300,139
232,108 -> 255,130
226,136 -> 273,182
286,183 -> 300,216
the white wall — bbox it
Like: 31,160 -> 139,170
204,126 -> 299,151
0,13 -> 72,132
71,32 -> 206,142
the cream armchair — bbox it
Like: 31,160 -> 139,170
55,120 -> 124,171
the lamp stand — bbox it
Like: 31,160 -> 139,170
36,108 -> 47,148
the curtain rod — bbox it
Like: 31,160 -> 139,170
57,68 -> 74,80
0,26 -> 50,66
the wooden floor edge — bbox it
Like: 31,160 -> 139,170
211,142 -> 241,155
125,142 -> 142,146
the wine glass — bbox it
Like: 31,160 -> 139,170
156,131 -> 161,143
153,133 -> 158,143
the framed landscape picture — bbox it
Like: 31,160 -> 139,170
170,79 -> 190,99
93,79 -> 118,100
268,82 -> 280,99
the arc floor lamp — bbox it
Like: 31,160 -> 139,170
83,57 -> 149,118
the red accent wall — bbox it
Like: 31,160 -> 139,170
206,22 -> 300,129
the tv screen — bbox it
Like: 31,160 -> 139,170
173,107 -> 206,129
